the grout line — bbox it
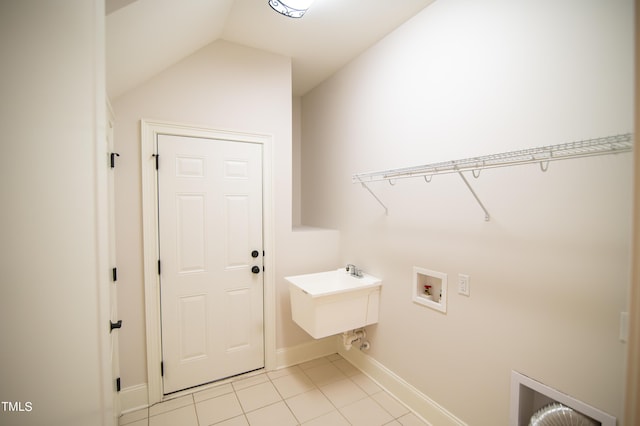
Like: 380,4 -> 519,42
191,393 -> 201,426
267,366 -> 306,425
123,354 -> 428,426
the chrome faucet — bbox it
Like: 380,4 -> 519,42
345,264 -> 363,278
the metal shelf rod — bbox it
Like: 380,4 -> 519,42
352,133 -> 633,184
352,133 -> 633,219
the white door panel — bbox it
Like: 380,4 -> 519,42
158,134 -> 263,394
176,194 -> 206,273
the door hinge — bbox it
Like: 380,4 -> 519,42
112,267 -> 117,282
110,320 -> 122,332
158,260 -> 161,275
152,153 -> 159,170
161,361 -> 164,377
116,377 -> 121,392
110,152 -> 120,168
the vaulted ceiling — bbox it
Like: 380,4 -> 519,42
106,0 -> 435,99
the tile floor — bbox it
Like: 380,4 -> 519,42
119,354 -> 428,426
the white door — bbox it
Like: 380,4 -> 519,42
157,134 -> 264,394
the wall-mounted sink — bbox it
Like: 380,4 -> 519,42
285,269 -> 382,339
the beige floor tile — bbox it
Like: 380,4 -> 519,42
372,391 -> 410,418
339,397 -> 394,426
129,355 -> 422,426
332,358 -> 360,377
149,405 -> 198,426
326,353 -> 342,362
122,420 -> 148,426
266,365 -> 302,380
350,373 -> 383,395
397,412 -> 429,425
195,392 -> 243,425
320,378 -> 367,408
119,408 -> 148,425
236,381 -> 282,412
245,401 -> 298,426
301,410 -> 350,426
215,415 -> 250,426
303,362 -> 347,387
286,389 -> 335,423
149,395 -> 193,417
193,383 -> 234,403
272,371 -> 315,399
232,373 -> 269,391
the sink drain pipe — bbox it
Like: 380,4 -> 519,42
342,329 -> 370,351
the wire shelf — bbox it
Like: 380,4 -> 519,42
352,133 -> 633,220
352,133 -> 633,183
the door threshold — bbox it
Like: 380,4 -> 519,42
159,367 -> 266,403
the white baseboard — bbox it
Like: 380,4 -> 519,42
120,338 -> 335,414
120,337 -> 462,425
120,383 -> 149,414
338,346 -> 466,426
275,336 -> 338,369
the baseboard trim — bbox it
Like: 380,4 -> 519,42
120,338 -> 336,413
120,383 -> 149,414
120,338 -> 462,425
276,337 -> 338,369
338,346 -> 466,426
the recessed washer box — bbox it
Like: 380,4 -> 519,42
286,269 -> 382,339
413,266 -> 447,313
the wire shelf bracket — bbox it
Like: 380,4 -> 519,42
355,176 -> 388,215
352,133 -> 633,220
457,170 -> 490,221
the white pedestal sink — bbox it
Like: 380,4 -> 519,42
285,269 -> 382,339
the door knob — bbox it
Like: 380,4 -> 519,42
251,250 -> 260,258
251,266 -> 261,274
110,320 -> 122,333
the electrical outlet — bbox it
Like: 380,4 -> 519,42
458,274 -> 470,296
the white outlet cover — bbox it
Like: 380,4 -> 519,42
458,274 -> 470,296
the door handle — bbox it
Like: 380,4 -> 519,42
251,266 -> 261,274
251,250 -> 260,258
110,320 -> 122,332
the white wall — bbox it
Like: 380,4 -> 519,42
301,0 -> 633,423
112,40 -> 339,389
0,1 -> 112,425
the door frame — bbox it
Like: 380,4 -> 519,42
107,100 -> 121,422
141,119 -> 276,405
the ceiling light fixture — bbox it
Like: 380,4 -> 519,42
268,0 -> 315,18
